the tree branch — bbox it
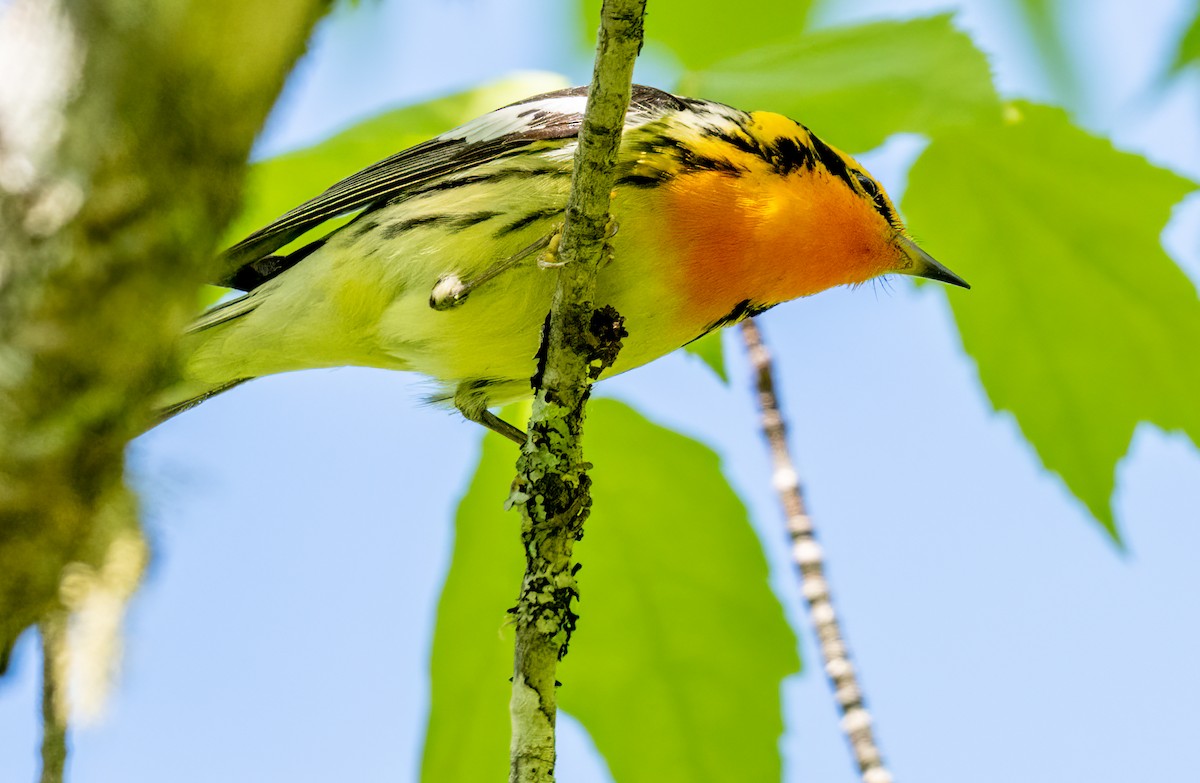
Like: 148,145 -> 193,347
740,318 -> 894,783
506,1 -> 645,781
0,0 -> 330,711
38,612 -> 68,783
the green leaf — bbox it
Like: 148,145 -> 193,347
224,73 -> 570,251
903,102 -> 1199,540
682,329 -> 728,383
560,401 -> 798,781
422,399 -> 798,781
679,14 -> 1000,153
1170,6 -> 1200,75
579,0 -> 811,70
420,423 -> 517,782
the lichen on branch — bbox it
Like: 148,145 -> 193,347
505,2 -> 646,782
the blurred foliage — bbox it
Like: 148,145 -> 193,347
1171,5 -> 1200,74
679,15 -> 1000,153
683,330 -> 728,383
581,0 -> 812,69
905,102 -> 1197,539
423,400 -> 797,782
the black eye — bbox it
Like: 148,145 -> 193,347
854,171 -> 879,198
853,170 -> 899,226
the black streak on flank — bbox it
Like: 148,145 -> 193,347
495,207 -> 562,237
695,298 -> 776,337
381,214 -> 454,239
350,218 -> 381,239
453,211 -> 503,229
380,211 -> 501,239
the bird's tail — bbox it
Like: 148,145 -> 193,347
153,376 -> 252,426
150,292 -> 261,429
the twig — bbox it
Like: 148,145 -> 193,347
39,613 -> 68,783
506,2 -> 645,782
740,318 -> 893,783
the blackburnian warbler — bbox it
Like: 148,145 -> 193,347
161,85 -> 968,441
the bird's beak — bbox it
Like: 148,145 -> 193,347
896,235 -> 970,289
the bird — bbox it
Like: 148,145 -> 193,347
160,85 -> 968,442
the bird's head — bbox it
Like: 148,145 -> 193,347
640,107 -> 969,324
747,112 -> 970,293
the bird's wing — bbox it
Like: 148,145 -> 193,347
218,85 -> 689,291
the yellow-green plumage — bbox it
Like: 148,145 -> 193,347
163,86 -> 967,430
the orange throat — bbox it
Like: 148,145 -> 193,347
661,169 -> 895,324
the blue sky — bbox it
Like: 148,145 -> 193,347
1,1 -> 1198,781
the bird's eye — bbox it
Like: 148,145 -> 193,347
854,171 -> 879,198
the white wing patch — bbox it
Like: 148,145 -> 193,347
441,95 -> 590,144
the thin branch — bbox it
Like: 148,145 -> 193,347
39,613 -> 68,783
740,318 -> 894,783
506,1 -> 645,782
